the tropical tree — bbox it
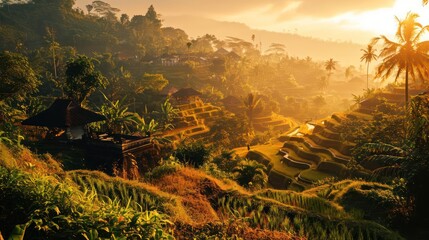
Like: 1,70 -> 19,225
134,115 -> 159,136
98,93 -> 137,134
90,0 -> 120,20
225,36 -> 253,56
360,44 -> 378,90
136,73 -> 169,93
265,43 -> 286,55
233,159 -> 267,189
373,12 -> 429,108
0,51 -> 39,101
212,150 -> 239,172
209,115 -> 248,148
45,27 -> 60,79
352,94 -> 429,224
353,142 -> 405,178
157,98 -> 179,130
324,58 -> 337,86
65,55 -> 106,104
404,93 -> 429,222
85,4 -> 93,14
174,141 -> 211,167
243,93 -> 261,135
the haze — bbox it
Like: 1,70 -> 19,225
76,0 -> 429,43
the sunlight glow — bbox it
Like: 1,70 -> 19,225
331,0 -> 429,39
223,0 -> 429,44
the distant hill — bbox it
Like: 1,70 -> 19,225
164,15 -> 364,66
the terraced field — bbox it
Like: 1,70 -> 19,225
242,108 -> 374,190
252,113 -> 297,133
163,101 -> 224,140
244,88 -> 426,190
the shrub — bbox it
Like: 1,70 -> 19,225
0,166 -> 174,239
174,141 -> 211,167
147,156 -> 182,181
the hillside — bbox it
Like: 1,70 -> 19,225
164,15 -> 363,66
241,87 -> 415,191
0,144 -> 403,239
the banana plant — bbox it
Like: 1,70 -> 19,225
97,92 -> 138,134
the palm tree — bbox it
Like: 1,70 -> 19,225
355,142 -> 405,179
373,12 -> 429,108
324,58 -> 337,87
360,44 -> 378,90
233,159 -> 267,189
243,93 -> 261,135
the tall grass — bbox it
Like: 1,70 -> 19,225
0,166 -> 174,239
216,191 -> 403,240
256,189 -> 347,218
68,170 -> 172,212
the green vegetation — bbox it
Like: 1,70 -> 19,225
0,143 -> 406,239
65,55 -> 106,104
217,191 -> 401,240
0,166 -> 174,239
233,159 -> 267,189
174,141 -> 211,167
0,51 -> 39,101
1,0 -> 429,238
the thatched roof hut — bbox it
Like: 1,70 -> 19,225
172,88 -> 202,99
22,99 -> 105,128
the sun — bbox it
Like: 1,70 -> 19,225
341,0 -> 429,38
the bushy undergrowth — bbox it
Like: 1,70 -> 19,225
0,166 -> 174,239
145,157 -> 183,181
0,144 -> 405,240
256,189 -> 347,218
216,191 -> 403,240
174,141 -> 211,167
173,220 -> 301,240
305,180 -> 406,227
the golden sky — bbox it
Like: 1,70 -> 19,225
76,0 -> 429,43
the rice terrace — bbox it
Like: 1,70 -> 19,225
1,0 -> 429,239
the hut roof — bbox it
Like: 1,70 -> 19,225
22,99 -> 106,128
160,86 -> 178,96
172,88 -> 202,98
214,48 -> 229,56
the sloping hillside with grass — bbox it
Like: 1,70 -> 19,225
0,143 -> 404,239
241,88 -> 417,191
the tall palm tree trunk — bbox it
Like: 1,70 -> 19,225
366,62 -> 370,90
405,63 -> 409,109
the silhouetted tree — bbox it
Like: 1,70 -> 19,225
0,51 -> 39,101
324,58 -> 337,87
360,44 -> 378,90
243,93 -> 261,135
233,159 -> 267,189
373,13 -> 429,108
65,55 -> 106,104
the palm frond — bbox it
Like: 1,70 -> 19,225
361,154 -> 405,170
360,143 -> 405,156
372,165 -> 402,179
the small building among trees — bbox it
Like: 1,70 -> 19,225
21,99 -> 156,180
171,88 -> 203,105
